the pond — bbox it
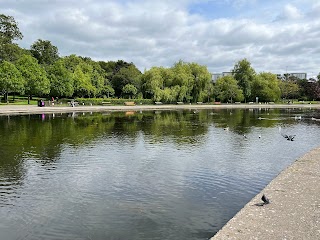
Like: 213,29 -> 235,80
1,108 -> 320,240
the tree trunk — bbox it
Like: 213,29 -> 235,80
28,95 -> 30,104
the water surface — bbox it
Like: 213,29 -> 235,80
1,108 -> 320,240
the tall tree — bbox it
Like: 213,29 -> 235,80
0,14 -> 25,62
0,14 -> 23,43
214,75 -> 244,103
188,62 -> 212,102
279,80 -> 300,100
30,39 -> 59,65
72,63 -> 95,97
15,55 -> 50,103
251,72 -> 281,102
111,64 -> 141,97
0,60 -> 24,103
232,58 -> 256,102
47,59 -> 74,97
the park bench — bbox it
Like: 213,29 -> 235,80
155,102 -> 163,105
214,102 -> 221,105
124,102 -> 135,106
177,102 -> 184,105
197,102 -> 203,104
235,102 -> 241,104
101,102 -> 111,105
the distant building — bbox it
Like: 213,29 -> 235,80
213,71 -> 307,82
289,73 -> 307,80
212,72 -> 233,82
277,73 -> 307,80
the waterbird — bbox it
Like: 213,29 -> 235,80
279,127 -> 295,141
224,127 -> 229,131
261,194 -> 270,205
286,135 -> 296,141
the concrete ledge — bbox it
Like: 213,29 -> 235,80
211,146 -> 320,240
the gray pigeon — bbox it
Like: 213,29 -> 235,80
261,194 -> 270,205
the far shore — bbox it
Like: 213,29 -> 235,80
0,103 -> 319,115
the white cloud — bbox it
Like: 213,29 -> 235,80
1,0 -> 319,76
275,4 -> 303,21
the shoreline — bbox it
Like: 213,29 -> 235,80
210,146 -> 320,239
0,103 -> 319,115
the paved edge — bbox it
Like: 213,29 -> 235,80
210,146 -> 320,240
0,103 -> 319,115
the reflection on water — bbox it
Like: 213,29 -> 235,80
0,108 -> 320,240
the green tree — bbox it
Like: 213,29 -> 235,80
47,59 -> 74,97
232,58 -> 256,102
15,55 -> 50,103
0,14 -> 25,62
101,85 -> 115,98
72,63 -> 95,97
188,62 -> 212,102
172,61 -> 193,102
122,84 -> 137,99
251,72 -> 281,102
279,80 -> 300,100
214,75 -> 244,103
111,64 -> 142,97
0,14 -> 23,43
0,60 -> 24,103
141,67 -> 164,100
30,39 -> 59,65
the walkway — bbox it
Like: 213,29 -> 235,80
0,103 -> 320,115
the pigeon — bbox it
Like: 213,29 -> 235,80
261,194 -> 270,205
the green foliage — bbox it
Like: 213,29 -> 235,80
141,61 -> 212,103
101,85 -> 115,98
73,63 -> 95,97
122,84 -> 137,98
47,59 -> 74,97
76,98 -> 153,105
15,55 -> 50,99
0,61 -> 24,102
279,80 -> 300,99
0,14 -> 23,44
251,72 -> 281,102
111,64 -> 142,97
232,58 -> 255,102
30,39 -> 59,65
214,75 -> 244,103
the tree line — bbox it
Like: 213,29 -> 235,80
1,13 -> 320,104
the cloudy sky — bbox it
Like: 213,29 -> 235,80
1,0 -> 320,77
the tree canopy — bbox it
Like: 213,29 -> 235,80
232,58 -> 255,102
30,39 -> 59,65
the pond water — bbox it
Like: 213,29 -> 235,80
1,108 -> 320,240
